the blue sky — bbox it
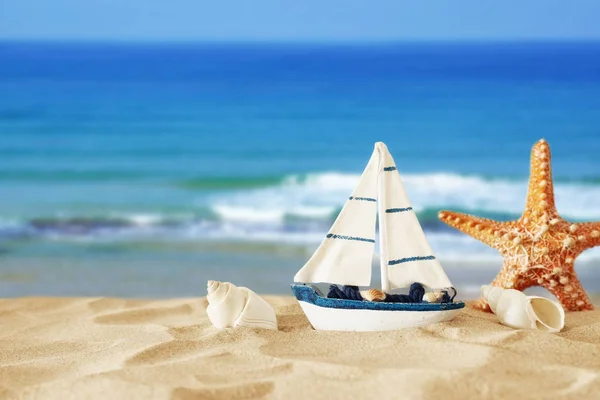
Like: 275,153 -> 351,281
2,0 -> 600,41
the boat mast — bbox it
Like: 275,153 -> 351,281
377,146 -> 390,292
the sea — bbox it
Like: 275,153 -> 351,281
1,41 -> 600,297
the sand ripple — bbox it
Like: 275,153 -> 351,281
1,297 -> 600,399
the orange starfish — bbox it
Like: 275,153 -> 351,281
438,139 -> 599,312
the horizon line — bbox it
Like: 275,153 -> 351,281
2,37 -> 600,45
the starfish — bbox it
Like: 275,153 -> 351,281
438,139 -> 599,312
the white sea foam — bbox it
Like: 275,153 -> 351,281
207,171 -> 600,223
5,171 -> 600,263
189,170 -> 600,263
124,213 -> 165,227
212,205 -> 286,224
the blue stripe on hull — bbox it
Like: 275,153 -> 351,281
388,255 -> 436,265
385,207 -> 413,213
326,234 -> 375,243
290,284 -> 465,311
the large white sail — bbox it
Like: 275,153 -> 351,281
293,146 -> 380,286
379,143 -> 453,290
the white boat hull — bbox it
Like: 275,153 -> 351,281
297,299 -> 462,332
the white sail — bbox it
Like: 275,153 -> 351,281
293,145 -> 381,286
379,143 -> 453,290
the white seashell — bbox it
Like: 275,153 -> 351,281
206,280 -> 277,330
422,292 -> 439,303
481,285 -> 564,333
422,290 -> 449,303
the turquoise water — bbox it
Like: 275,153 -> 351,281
1,41 -> 600,296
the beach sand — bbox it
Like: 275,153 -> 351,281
1,296 -> 599,400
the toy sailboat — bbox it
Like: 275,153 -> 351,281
291,142 -> 465,331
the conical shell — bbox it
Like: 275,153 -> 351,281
206,281 -> 277,330
481,285 -> 505,314
481,285 -> 564,333
525,296 -> 565,333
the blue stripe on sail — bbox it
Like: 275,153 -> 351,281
385,207 -> 413,213
349,196 -> 376,202
326,233 -> 375,243
383,166 -> 397,171
388,255 -> 436,265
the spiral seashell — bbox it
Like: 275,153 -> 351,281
481,285 -> 564,333
360,288 -> 386,302
206,281 -> 277,330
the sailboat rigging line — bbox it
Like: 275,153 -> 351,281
388,255 -> 436,265
385,207 -> 413,213
348,196 -> 376,202
383,166 -> 397,171
325,234 -> 375,243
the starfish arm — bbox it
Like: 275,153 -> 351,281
438,211 -> 508,249
576,221 -> 600,248
544,272 -> 594,311
522,139 -> 558,222
441,140 -> 596,313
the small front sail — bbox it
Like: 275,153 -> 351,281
294,146 -> 380,286
379,143 -> 453,290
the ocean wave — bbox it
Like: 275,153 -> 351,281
3,167 -> 600,196
3,215 -> 600,263
2,170 -> 600,261
207,171 -> 600,222
5,169 -> 598,234
0,214 -> 190,238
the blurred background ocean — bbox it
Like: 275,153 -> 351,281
2,3 -> 600,297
